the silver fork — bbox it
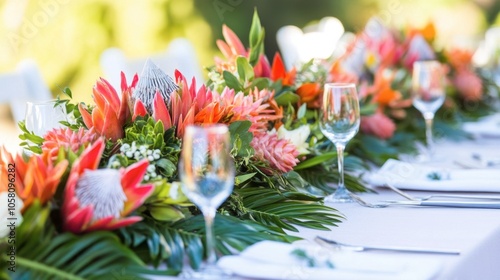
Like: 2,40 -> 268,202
349,192 -> 500,209
384,183 -> 500,201
315,236 -> 460,255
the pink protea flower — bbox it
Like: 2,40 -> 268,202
251,131 -> 299,174
62,138 -> 153,234
42,127 -> 99,159
453,69 -> 483,101
360,111 -> 396,140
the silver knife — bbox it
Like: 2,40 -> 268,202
315,236 -> 460,255
383,200 -> 500,209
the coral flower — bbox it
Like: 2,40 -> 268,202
62,139 -> 153,233
251,131 -> 299,174
42,127 -> 99,159
216,24 -> 271,78
452,69 -> 483,101
0,146 -> 68,211
360,111 -> 396,140
79,73 -> 136,141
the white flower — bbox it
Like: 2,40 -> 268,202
277,125 -> 311,155
0,192 -> 23,238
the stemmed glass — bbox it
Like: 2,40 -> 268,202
178,124 -> 235,279
319,83 -> 360,203
412,60 -> 445,161
25,100 -> 67,136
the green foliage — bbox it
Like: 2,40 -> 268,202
3,201 -> 145,280
119,214 -> 297,271
109,116 -> 181,180
18,120 -> 44,154
248,9 -> 265,66
55,87 -> 87,130
231,188 -> 344,232
228,120 -> 254,159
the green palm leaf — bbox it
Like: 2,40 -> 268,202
234,188 -> 344,232
119,214 -> 297,272
2,201 -> 146,280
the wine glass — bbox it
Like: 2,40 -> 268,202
319,83 -> 360,203
178,124 -> 235,279
412,60 -> 445,161
25,100 -> 67,136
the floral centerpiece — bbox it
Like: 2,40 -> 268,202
0,11 -> 351,279
1,10 -> 498,279
325,17 -> 500,164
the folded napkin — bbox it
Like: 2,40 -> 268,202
367,159 -> 500,192
217,240 -> 441,280
462,114 -> 500,138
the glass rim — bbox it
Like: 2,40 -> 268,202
185,124 -> 229,133
26,99 -> 59,105
413,60 -> 441,66
324,83 -> 356,89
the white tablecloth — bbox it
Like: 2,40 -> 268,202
152,136 -> 500,280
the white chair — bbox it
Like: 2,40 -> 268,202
0,60 -> 52,124
277,17 -> 345,70
100,38 -> 204,90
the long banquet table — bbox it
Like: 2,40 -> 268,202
157,135 -> 500,279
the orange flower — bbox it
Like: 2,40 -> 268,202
62,139 -> 153,233
0,146 -> 68,211
79,73 -> 135,142
369,69 -> 402,107
270,52 -> 296,86
446,48 -> 474,70
329,61 -> 359,84
296,83 -> 322,108
407,21 -> 436,42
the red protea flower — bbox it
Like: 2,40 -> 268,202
135,71 -> 283,138
79,72 -> 136,142
42,127 -> 99,159
62,138 -> 153,233
0,146 -> 68,212
251,131 -> 299,174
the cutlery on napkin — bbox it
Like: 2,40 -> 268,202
217,240 -> 442,280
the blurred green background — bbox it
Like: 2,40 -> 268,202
0,0 -> 499,104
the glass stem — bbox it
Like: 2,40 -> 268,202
203,207 -> 217,266
337,144 -> 345,189
424,116 -> 434,155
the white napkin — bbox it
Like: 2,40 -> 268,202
217,240 -> 442,280
462,114 -> 500,138
367,159 -> 500,192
